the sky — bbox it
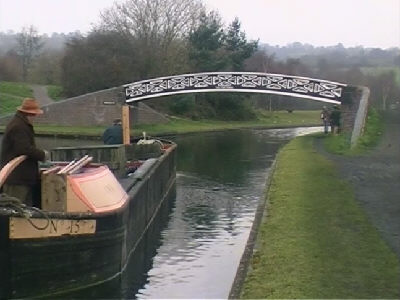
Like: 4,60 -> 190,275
0,0 -> 399,49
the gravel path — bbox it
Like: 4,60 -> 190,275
31,84 -> 53,106
315,110 -> 400,259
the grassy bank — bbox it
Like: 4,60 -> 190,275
0,81 -> 64,116
0,81 -> 34,115
240,136 -> 399,298
134,110 -> 320,136
0,110 -> 321,137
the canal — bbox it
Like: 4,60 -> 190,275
0,126 -> 321,298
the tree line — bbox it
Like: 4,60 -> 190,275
0,0 -> 399,118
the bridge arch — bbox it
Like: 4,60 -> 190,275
124,72 -> 346,104
123,72 -> 369,148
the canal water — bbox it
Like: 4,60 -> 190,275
0,126 -> 322,298
135,127 -> 321,299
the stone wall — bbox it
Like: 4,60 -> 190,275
341,86 -> 362,132
340,85 -> 370,147
0,87 -> 168,126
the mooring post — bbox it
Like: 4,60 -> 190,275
122,105 -> 130,145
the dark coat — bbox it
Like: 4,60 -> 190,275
0,111 -> 45,185
102,124 -> 123,145
330,109 -> 341,126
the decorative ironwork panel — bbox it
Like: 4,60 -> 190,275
124,72 -> 346,103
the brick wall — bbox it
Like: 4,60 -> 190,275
0,87 -> 168,126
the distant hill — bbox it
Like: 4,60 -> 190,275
260,42 -> 400,68
0,31 -> 79,55
1,31 -> 398,68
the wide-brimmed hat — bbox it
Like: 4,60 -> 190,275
17,98 -> 43,115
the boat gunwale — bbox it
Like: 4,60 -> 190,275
0,142 -> 177,219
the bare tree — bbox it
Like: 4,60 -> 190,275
16,25 -> 43,82
98,0 -> 205,77
100,0 -> 204,42
30,49 -> 64,84
367,71 -> 398,110
0,50 -> 21,81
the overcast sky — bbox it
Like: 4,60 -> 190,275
0,0 -> 399,49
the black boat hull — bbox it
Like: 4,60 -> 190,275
0,144 -> 176,298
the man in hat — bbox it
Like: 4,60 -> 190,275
0,98 -> 48,206
102,118 -> 123,145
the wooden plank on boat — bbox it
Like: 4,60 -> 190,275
9,217 -> 96,239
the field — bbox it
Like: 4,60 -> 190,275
0,81 -> 33,115
0,81 -> 65,116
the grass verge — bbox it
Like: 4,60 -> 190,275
0,81 -> 33,98
240,136 -> 399,299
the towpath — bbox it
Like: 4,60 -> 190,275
31,84 -> 53,106
315,110 -> 400,259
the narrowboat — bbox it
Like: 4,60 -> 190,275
0,138 -> 177,298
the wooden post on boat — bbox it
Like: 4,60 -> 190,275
122,104 -> 130,145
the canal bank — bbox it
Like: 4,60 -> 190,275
0,110 -> 321,139
238,112 -> 400,298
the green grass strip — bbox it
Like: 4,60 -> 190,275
0,81 -> 34,116
134,111 -> 319,136
0,81 -> 33,98
241,136 -> 399,299
0,111 -> 321,137
0,93 -> 25,115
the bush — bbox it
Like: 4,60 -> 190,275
47,85 -> 64,101
169,94 -> 196,115
209,93 -> 256,121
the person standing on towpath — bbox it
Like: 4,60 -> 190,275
329,105 -> 341,134
320,106 -> 330,134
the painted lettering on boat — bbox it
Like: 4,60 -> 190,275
9,217 -> 96,239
